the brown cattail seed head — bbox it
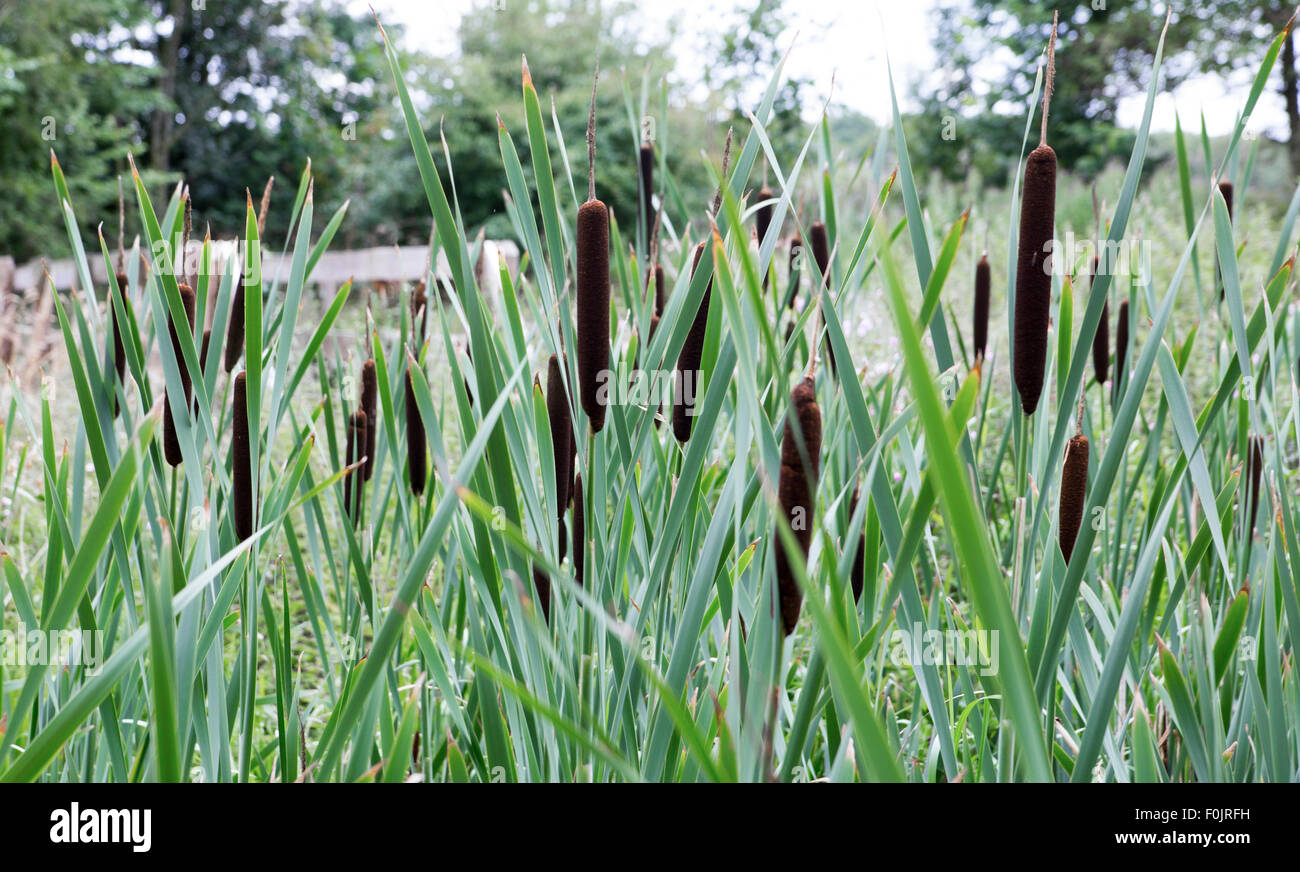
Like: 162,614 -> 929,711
786,233 -> 802,310
1059,434 -> 1089,564
639,142 -> 655,241
546,353 -> 573,518
756,186 -> 775,291
1113,299 -> 1129,407
774,376 -> 822,635
345,410 -> 367,526
224,274 -> 245,373
573,472 -> 585,587
360,359 -> 378,481
1246,435 -> 1264,534
576,199 -> 611,432
809,222 -> 831,289
973,254 -> 990,363
232,371 -> 254,540
405,366 -> 427,496
673,242 -> 712,443
1089,254 -> 1108,386
410,281 -> 428,345
110,272 -> 129,415
1013,144 -> 1057,416
1216,180 -> 1234,300
654,264 -> 665,317
848,484 -> 865,602
532,565 -> 551,622
163,282 -> 197,466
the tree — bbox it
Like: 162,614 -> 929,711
0,0 -> 157,261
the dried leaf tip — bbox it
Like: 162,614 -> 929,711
522,54 -> 532,89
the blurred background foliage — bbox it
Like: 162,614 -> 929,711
1,0 -> 1297,261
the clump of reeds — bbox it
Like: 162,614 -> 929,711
1246,435 -> 1264,534
1058,431 -> 1089,564
576,63 -> 611,434
405,363 -> 426,496
1113,299 -> 1129,406
774,374 -> 822,635
344,409 -> 367,526
1089,254 -> 1107,386
360,359 -> 378,480
1013,13 -> 1058,416
973,253 -> 990,363
163,281 -> 197,467
231,371 -> 254,540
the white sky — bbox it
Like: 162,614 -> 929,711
365,0 -> 1288,138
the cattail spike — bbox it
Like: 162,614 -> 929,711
1113,299 -> 1129,407
573,472 -> 585,587
345,410 -> 367,526
405,364 -> 427,496
1089,254 -> 1108,386
232,372 -> 255,540
1013,143 -> 1057,415
673,242 -> 712,443
774,376 -> 822,635
360,359 -> 378,481
1059,433 -> 1089,564
1247,435 -> 1265,535
546,352 -> 573,526
848,484 -> 865,602
163,282 -> 197,466
973,253 -> 991,363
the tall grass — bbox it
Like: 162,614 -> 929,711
0,11 -> 1297,784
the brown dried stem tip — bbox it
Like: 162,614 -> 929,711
163,282 -> 197,466
410,280 -> 428,345
405,365 -> 427,497
1058,433 -> 1089,564
673,242 -> 713,443
344,409 -> 367,527
774,376 -> 822,635
971,254 -> 990,363
360,359 -> 378,481
232,372 -> 255,540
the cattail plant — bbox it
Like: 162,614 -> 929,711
639,140 -> 655,246
1113,299 -> 1129,407
532,565 -> 552,621
546,353 -> 572,560
573,472 -> 585,586
576,64 -> 611,434
1058,432 -> 1089,564
1089,254 -> 1107,386
410,280 -> 428,345
848,484 -> 865,602
224,274 -> 245,373
1013,14 -> 1058,416
360,359 -> 378,480
231,371 -> 254,540
1246,435 -> 1264,534
200,328 -> 212,377
109,272 -> 129,416
163,281 -> 197,467
973,253 -> 990,363
1217,179 -> 1234,300
774,374 -> 822,635
405,365 -> 427,496
673,242 -> 712,443
344,409 -> 367,526
809,221 -> 836,374
786,232 -> 802,310
757,185 -> 774,288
